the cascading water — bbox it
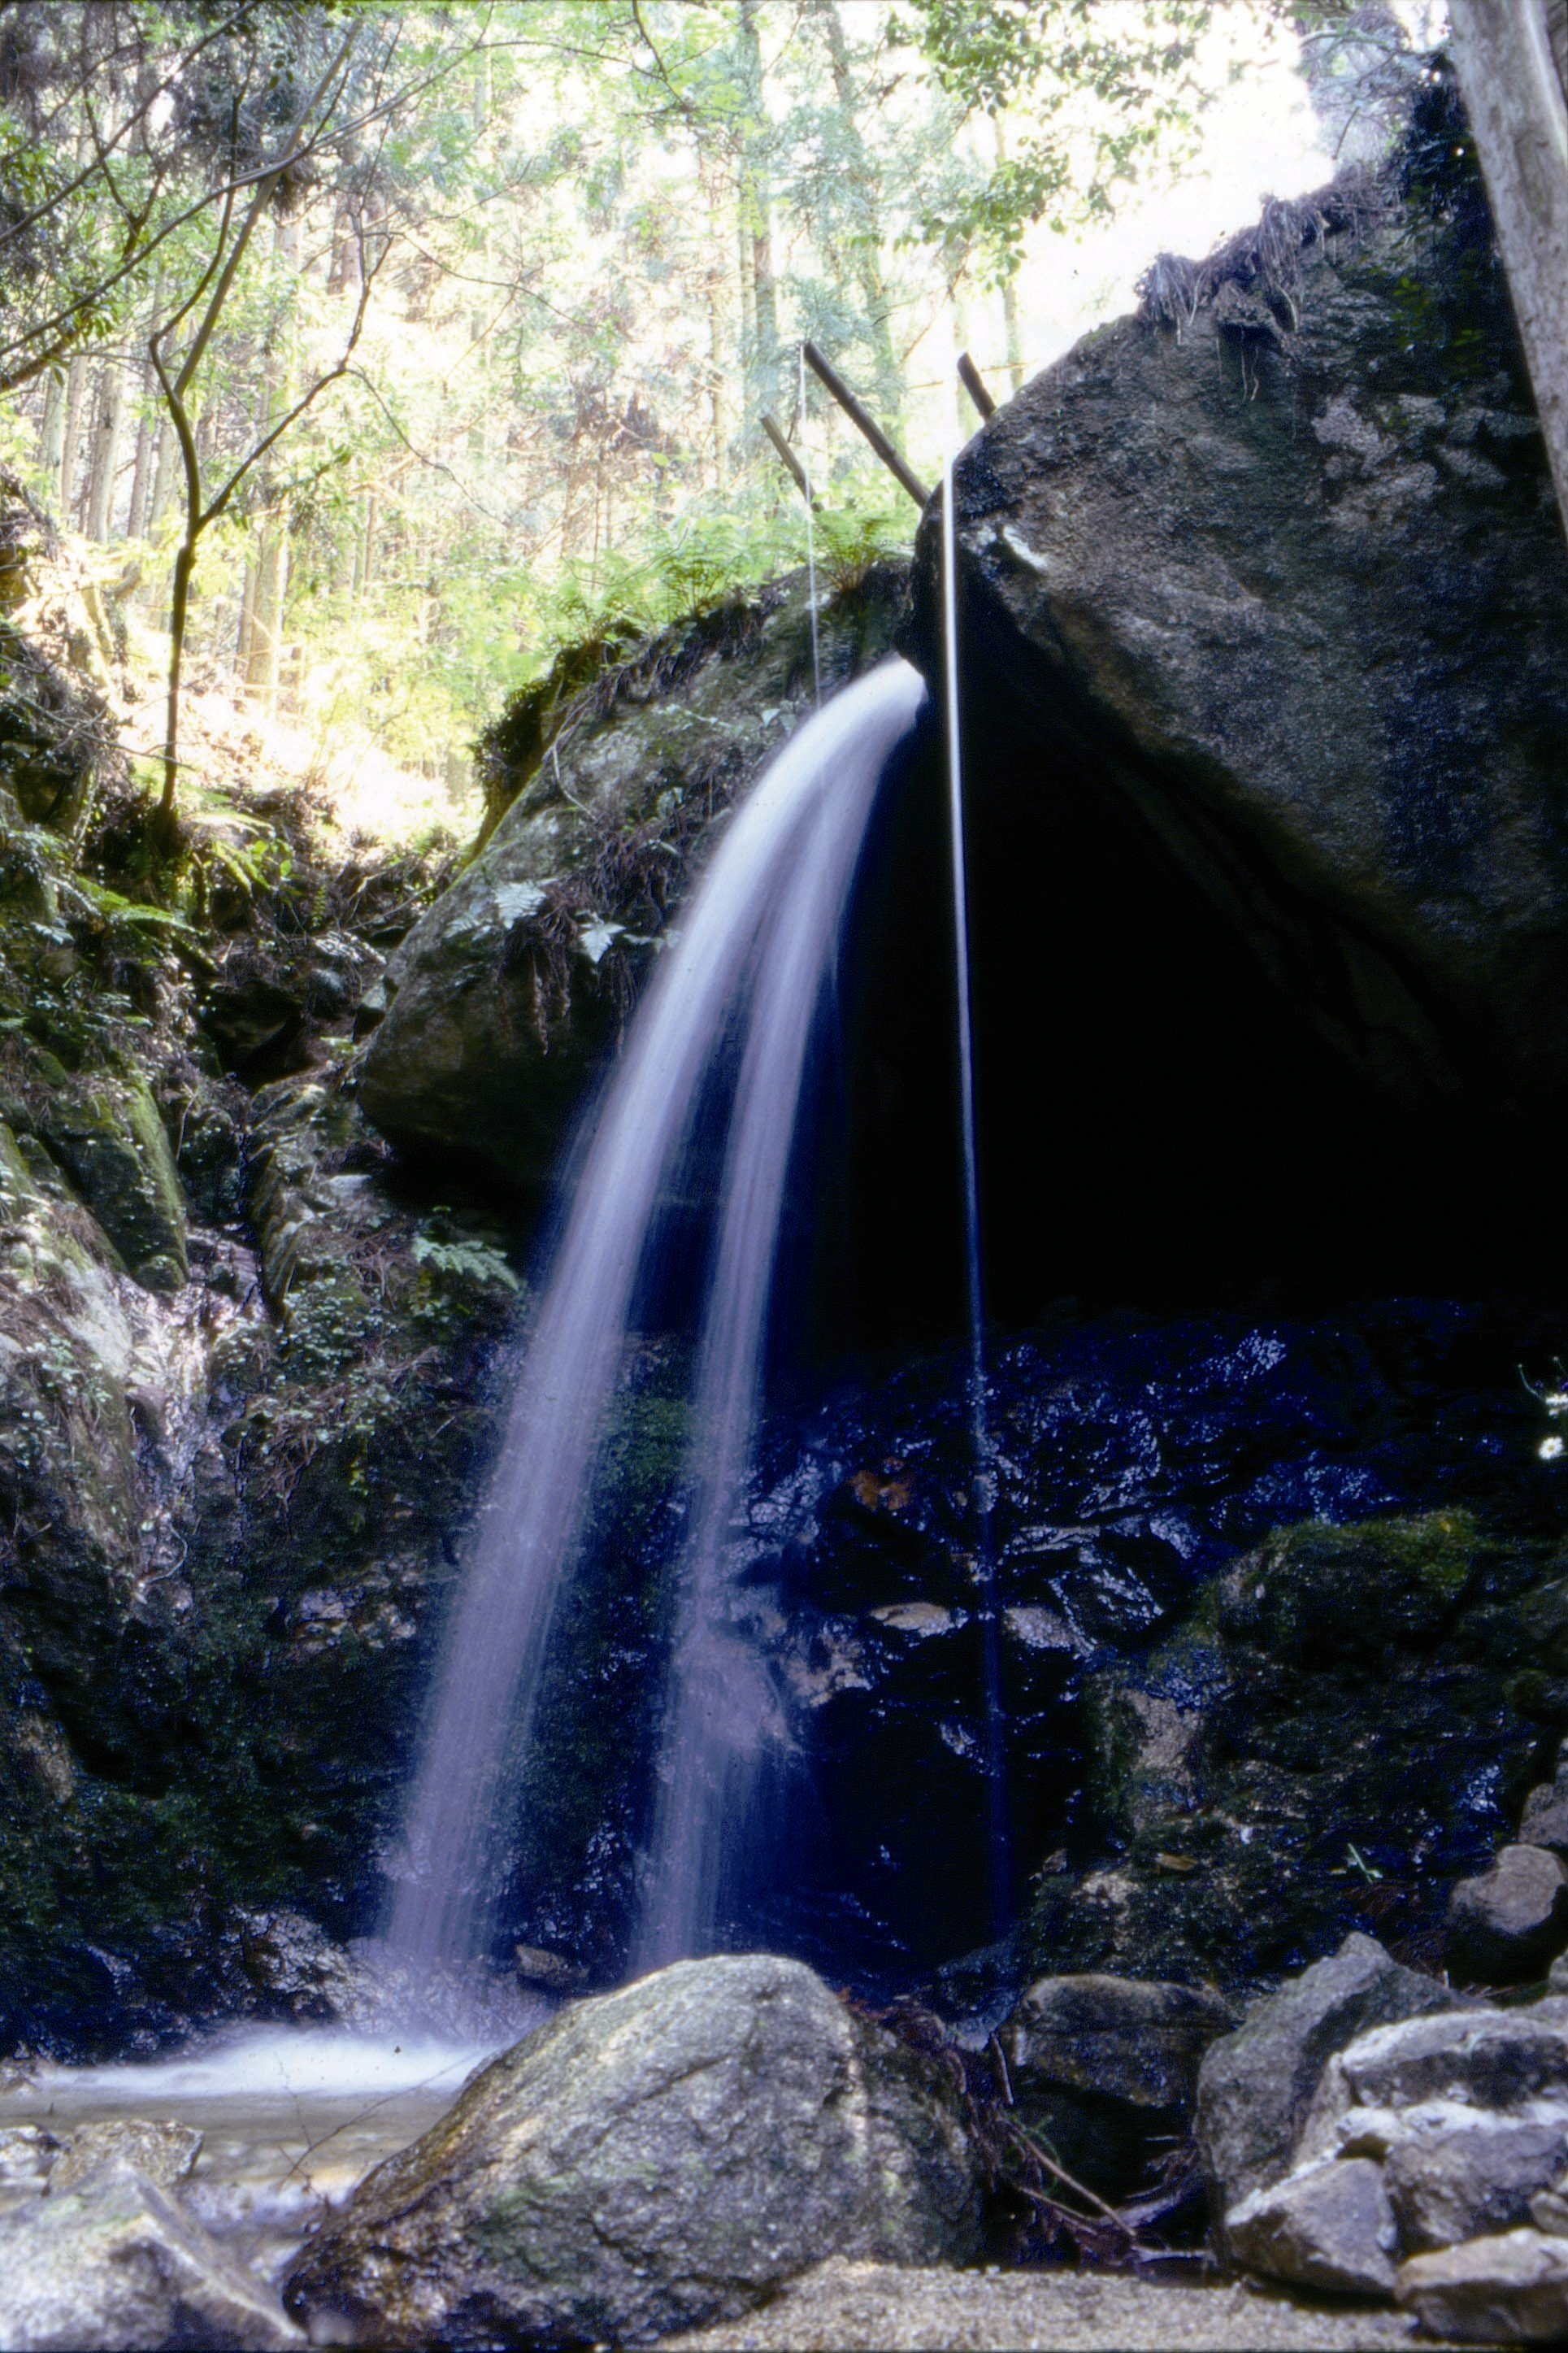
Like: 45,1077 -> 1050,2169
387,657 -> 927,1983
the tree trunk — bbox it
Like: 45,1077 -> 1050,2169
236,555 -> 258,676
245,525 -> 289,703
814,0 -> 901,418
735,0 -> 780,421
37,368 -> 65,489
359,491 -> 376,594
1001,273 -> 1025,395
1449,0 -> 1568,540
148,419 -> 178,535
59,354 -> 87,520
126,404 -> 155,540
85,362 -> 126,541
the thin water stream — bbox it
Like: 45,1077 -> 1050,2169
941,453 -> 1011,1931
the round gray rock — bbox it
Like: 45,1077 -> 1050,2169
1448,1845 -> 1568,1985
284,1953 -> 979,2349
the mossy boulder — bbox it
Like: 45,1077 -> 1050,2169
359,567 -> 906,1196
40,1072 -> 186,1290
285,1955 -> 979,2349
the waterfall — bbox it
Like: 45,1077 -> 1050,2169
387,657 -> 927,1981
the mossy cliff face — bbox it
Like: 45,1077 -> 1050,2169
910,96 -> 1568,1118
1028,1511 -> 1561,1993
0,768 -> 522,2052
358,566 -> 906,1194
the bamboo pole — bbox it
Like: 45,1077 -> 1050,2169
801,341 -> 929,508
761,412 -> 816,507
958,351 -> 997,421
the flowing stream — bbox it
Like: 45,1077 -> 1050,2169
388,657 -> 927,1981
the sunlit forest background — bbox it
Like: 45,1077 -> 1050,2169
0,1 -> 1423,847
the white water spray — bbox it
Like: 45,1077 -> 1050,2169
387,659 -> 926,1981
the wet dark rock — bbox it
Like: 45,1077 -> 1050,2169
233,1910 -> 366,2025
1518,1754 -> 1568,1855
285,1954 -> 979,2350
198,968 -> 306,1076
910,106 -> 1568,1126
997,1973 -> 1234,2200
359,568 -> 905,1195
511,1300 -> 1568,1992
1448,1846 -> 1568,1985
1197,1933 -> 1462,2225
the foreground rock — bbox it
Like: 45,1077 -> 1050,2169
1197,1934 -> 1465,2226
914,96 -> 1568,1123
1000,1974 -> 1234,2200
1397,2231 -> 1568,2345
1202,1946 -> 1568,2337
0,2161 -> 301,2351
285,1954 -> 979,2348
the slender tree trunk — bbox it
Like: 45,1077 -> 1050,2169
236,555 -> 258,675
735,0 -> 780,420
59,354 -> 87,519
37,369 -> 65,490
1001,274 -> 1025,395
1449,0 -> 1568,541
85,362 -> 126,541
148,418 -> 178,534
126,404 -> 154,539
815,0 -> 901,417
125,270 -> 164,540
245,525 -> 289,703
359,490 -> 376,594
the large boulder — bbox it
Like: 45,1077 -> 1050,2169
284,1953 -> 979,2349
910,99 -> 1568,1123
359,568 -> 905,1195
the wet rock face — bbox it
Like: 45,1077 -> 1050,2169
360,568 -> 906,1196
284,1955 -> 979,2351
507,1298 -> 1568,1994
910,111 -> 1568,1122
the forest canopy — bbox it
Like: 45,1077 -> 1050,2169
0,0 -> 1364,832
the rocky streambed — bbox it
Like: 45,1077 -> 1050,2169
20,1936 -> 1568,2346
